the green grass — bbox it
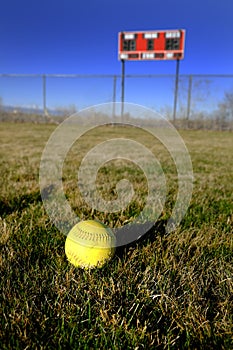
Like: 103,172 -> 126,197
0,122 -> 233,349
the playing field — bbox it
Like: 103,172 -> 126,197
0,121 -> 232,349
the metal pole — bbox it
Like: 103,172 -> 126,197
187,75 -> 192,120
173,59 -> 180,122
112,75 -> 117,121
43,74 -> 48,116
121,60 -> 125,122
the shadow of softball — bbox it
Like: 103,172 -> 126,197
114,218 -> 167,258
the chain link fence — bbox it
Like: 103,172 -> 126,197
0,73 -> 233,129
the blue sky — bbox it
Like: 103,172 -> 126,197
0,0 -> 233,110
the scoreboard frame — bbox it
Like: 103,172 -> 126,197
118,29 -> 185,61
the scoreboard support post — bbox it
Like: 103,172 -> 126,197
173,59 -> 180,122
121,59 -> 125,122
112,75 -> 117,119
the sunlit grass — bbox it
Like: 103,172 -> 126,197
0,122 -> 232,349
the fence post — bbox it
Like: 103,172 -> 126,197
42,74 -> 48,116
112,75 -> 117,120
186,75 -> 192,120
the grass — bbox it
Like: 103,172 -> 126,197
0,122 -> 233,349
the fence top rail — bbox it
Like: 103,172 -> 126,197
1,73 -> 233,78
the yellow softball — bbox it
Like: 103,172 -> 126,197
65,220 -> 116,269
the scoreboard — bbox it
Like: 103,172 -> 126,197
118,29 -> 185,61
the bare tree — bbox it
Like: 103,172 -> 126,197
216,91 -> 233,130
178,77 -> 211,120
55,104 -> 77,117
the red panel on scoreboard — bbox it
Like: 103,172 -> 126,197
118,29 -> 185,61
